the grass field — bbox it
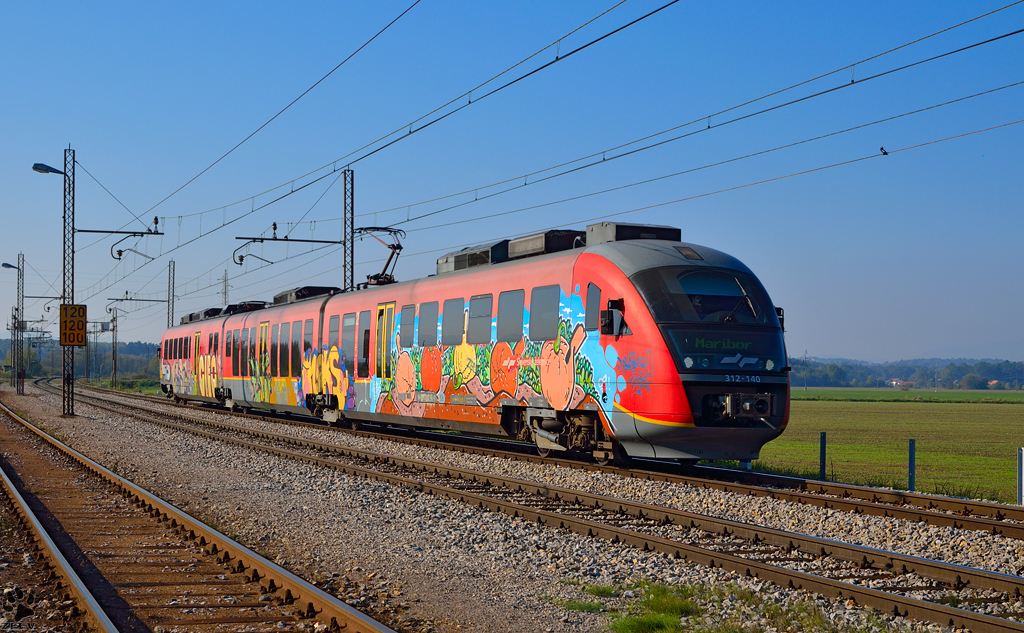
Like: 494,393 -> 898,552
756,397 -> 1024,502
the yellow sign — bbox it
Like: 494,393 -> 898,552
60,304 -> 87,347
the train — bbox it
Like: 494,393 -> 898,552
160,221 -> 790,464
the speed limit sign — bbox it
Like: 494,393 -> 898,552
60,304 -> 87,347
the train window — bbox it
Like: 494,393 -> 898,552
467,295 -> 492,344
239,329 -> 249,377
585,283 -> 601,331
358,310 -> 371,378
225,331 -> 231,357
631,267 -> 779,327
278,323 -> 290,378
529,285 -> 561,341
497,290 -> 525,343
376,303 -> 395,379
187,336 -> 191,359
399,305 -> 415,348
441,298 -> 465,345
303,320 -> 313,361
270,325 -> 279,377
176,337 -> 182,359
341,313 -> 355,375
168,338 -> 173,359
249,327 -> 257,371
291,321 -> 302,378
232,330 -> 239,375
328,315 -> 340,350
213,332 -> 219,355
418,302 -> 438,347
208,334 -> 213,357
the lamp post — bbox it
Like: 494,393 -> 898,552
33,150 -> 75,416
2,255 -> 25,394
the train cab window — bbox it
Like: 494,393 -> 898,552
467,295 -> 492,344
529,285 -> 561,341
278,323 -> 290,378
291,321 -> 302,378
399,305 -> 415,348
441,298 -> 465,345
341,313 -> 355,375
270,325 -> 279,377
358,311 -> 371,378
239,329 -> 249,377
418,302 -> 438,347
328,315 -> 340,350
585,283 -> 601,331
497,290 -> 525,343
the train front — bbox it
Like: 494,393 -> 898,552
585,239 -> 790,462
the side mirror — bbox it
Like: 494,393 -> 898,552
600,299 -> 625,335
775,306 -> 784,331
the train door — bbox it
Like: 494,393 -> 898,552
254,321 -> 270,401
375,302 -> 395,379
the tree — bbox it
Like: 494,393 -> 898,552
960,374 -> 988,390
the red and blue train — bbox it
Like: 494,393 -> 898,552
160,222 -> 790,463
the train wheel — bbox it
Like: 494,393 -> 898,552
349,419 -> 362,431
535,446 -> 552,459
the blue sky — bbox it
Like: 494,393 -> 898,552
1,1 -> 1021,362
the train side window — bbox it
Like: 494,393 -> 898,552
497,290 -> 525,342
399,305 -> 415,348
270,325 -> 279,377
170,338 -> 175,359
585,283 -> 601,331
328,315 -> 340,349
291,320 -> 302,378
224,332 -> 231,358
232,330 -> 239,375
467,295 -> 492,344
208,334 -> 213,357
303,320 -> 314,361
418,302 -> 438,347
358,310 -> 371,378
239,329 -> 249,377
278,323 -> 290,378
214,332 -> 219,355
341,313 -> 355,375
176,337 -> 181,359
529,285 -> 561,341
441,298 -> 465,345
249,327 -> 257,370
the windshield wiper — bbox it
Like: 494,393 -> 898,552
723,278 -> 758,323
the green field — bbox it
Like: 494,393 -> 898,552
756,398 -> 1024,502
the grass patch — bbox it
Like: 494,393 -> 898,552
609,612 -> 680,633
790,387 -> 1024,404
585,584 -> 620,598
742,399 -> 1024,502
564,599 -> 604,613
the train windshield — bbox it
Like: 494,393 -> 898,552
631,267 -> 780,327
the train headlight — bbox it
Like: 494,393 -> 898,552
766,360 -> 775,371
683,356 -> 694,369
701,357 -> 709,368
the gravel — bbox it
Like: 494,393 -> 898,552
6,384 -> 1004,631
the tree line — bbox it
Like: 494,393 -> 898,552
2,339 -> 159,380
790,358 -> 1024,389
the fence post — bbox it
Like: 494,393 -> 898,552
908,439 -> 916,492
819,432 -> 827,481
1018,447 -> 1022,506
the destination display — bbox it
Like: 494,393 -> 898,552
662,327 -> 786,373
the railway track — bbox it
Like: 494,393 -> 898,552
50,382 -> 1024,632
87,383 -> 1024,540
0,394 -> 395,633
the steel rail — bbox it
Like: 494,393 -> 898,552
59,386 -> 1024,633
83,383 -> 1024,537
0,448 -> 119,633
1,394 -> 396,633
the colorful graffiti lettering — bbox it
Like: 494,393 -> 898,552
297,346 -> 357,411
196,355 -> 220,398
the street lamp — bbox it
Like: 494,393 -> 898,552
33,150 -> 75,416
2,255 -> 24,394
